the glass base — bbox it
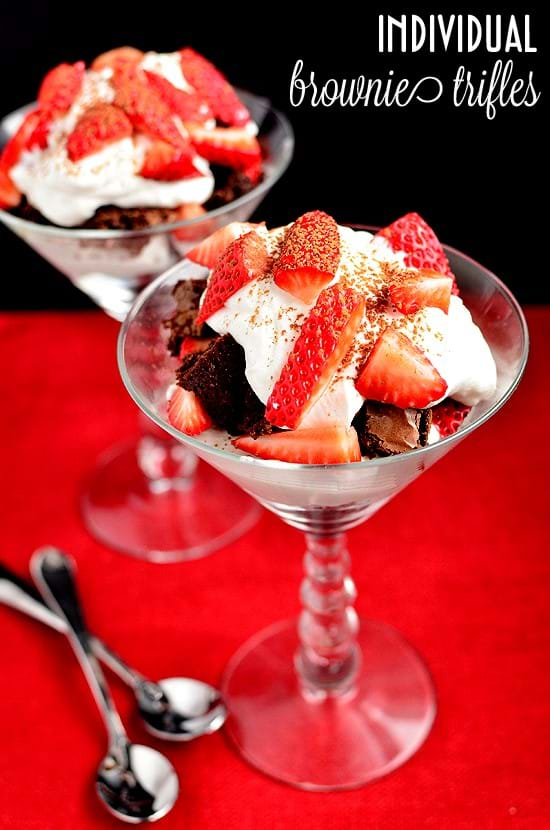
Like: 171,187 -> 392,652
81,440 -> 261,562
222,618 -> 436,791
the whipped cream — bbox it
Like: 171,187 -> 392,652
207,225 -> 497,429
10,52 -> 256,226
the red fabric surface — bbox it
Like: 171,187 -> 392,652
0,308 -> 549,829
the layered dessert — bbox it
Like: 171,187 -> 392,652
0,47 -> 262,228
163,211 -> 497,464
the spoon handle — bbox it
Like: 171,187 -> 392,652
0,558 -> 143,689
31,548 -> 127,746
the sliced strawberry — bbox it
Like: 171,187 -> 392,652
274,211 -> 340,304
144,71 -> 212,124
139,139 -> 200,180
37,61 -> 85,116
431,399 -> 471,438
187,221 -> 258,268
91,47 -> 144,75
187,124 -> 261,171
0,109 -> 46,170
233,426 -> 362,465
196,229 -> 271,324
266,286 -> 365,430
172,203 -> 210,242
242,156 -> 262,185
355,327 -> 447,409
179,336 -> 216,358
376,212 -> 458,294
179,48 -> 250,127
67,104 -> 133,162
167,386 -> 212,435
389,269 -> 453,315
113,70 -> 186,149
0,166 -> 21,208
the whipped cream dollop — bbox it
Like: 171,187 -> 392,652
10,52 -> 256,226
207,225 -> 497,429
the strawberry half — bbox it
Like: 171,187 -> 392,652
167,386 -> 212,435
67,104 -> 133,162
179,48 -> 250,127
266,285 -> 365,430
196,229 -> 271,324
37,61 -> 85,116
0,166 -> 20,209
355,327 -> 447,409
186,221 -> 258,268
0,109 -> 48,171
233,426 -> 362,465
113,70 -> 186,149
274,211 -> 341,304
144,71 -> 212,124
431,399 -> 471,438
187,124 -> 261,171
376,212 -> 458,294
389,269 -> 453,315
91,47 -> 144,75
179,336 -> 216,358
139,139 -> 200,180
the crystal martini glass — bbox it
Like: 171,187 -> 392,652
119,236 -> 528,788
0,92 -> 294,562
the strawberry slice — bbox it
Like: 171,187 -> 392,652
67,104 -> 133,162
187,124 -> 261,171
139,139 -> 200,180
431,399 -> 471,438
179,48 -> 250,127
355,327 -> 447,409
242,157 -> 262,185
0,109 -> 47,170
274,211 -> 341,304
266,285 -> 365,430
187,221 -> 258,268
144,71 -> 212,124
91,47 -> 144,75
0,166 -> 21,208
179,336 -> 216,358
389,269 -> 453,315
172,203 -> 210,242
233,426 -> 362,465
37,61 -> 85,116
196,229 -> 271,324
167,386 -> 212,435
376,212 -> 458,294
113,70 -> 186,149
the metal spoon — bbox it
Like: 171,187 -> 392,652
0,553 -> 226,740
31,548 -> 179,824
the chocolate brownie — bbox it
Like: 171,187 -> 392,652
164,278 -> 210,356
176,334 -> 269,435
353,401 -> 431,457
204,166 -> 262,211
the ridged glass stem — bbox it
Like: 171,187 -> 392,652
136,414 -> 198,494
296,533 -> 359,698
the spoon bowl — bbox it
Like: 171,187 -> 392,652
97,743 -> 179,824
137,677 -> 227,741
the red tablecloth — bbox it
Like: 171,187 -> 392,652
0,309 -> 548,829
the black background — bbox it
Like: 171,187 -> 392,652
0,3 -> 545,309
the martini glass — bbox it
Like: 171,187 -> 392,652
0,92 -> 294,562
119,239 -> 528,788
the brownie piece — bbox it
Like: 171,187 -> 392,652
176,334 -> 268,435
205,166 -> 262,211
353,402 -> 431,457
164,278 -> 209,356
82,205 -> 182,230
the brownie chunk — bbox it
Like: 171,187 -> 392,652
164,278 -> 209,356
205,166 -> 262,211
176,334 -> 267,435
353,402 -> 431,457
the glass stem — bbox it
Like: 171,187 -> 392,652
296,533 -> 360,699
136,414 -> 198,494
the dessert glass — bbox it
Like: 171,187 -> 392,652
118,234 -> 528,789
0,91 -> 294,562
